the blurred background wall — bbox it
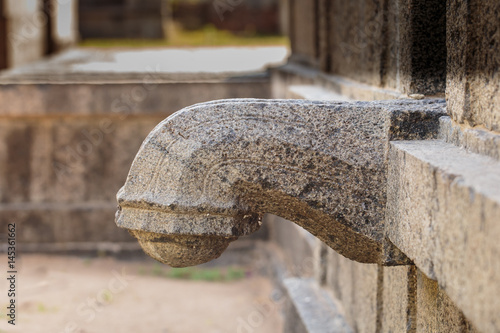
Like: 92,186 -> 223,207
0,0 -> 78,69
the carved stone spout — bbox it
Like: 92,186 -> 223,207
115,98 -> 446,267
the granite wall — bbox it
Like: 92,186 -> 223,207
272,0 -> 500,332
287,0 -> 446,95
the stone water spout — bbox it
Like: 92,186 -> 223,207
115,99 -> 445,267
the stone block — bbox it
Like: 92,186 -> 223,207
0,80 -> 271,117
313,241 -> 329,286
52,0 -> 78,49
271,63 -> 402,101
329,0 -> 384,87
0,117 -> 161,204
115,98 -> 446,267
283,278 -> 353,333
325,246 -> 341,300
266,214 -> 316,278
446,0 -> 500,131
327,0 -> 446,94
381,265 -> 417,333
4,0 -> 38,17
271,64 -> 316,99
397,0 -> 447,94
0,47 -> 279,115
440,116 -> 500,161
417,270 -> 478,332
387,139 -> 500,332
283,295 -> 309,333
0,202 -> 133,243
380,0 -> 400,92
6,12 -> 45,68
325,248 -> 379,333
289,0 -> 317,67
78,0 -> 165,39
348,262 -> 379,333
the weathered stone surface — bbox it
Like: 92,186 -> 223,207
271,63 -> 403,102
397,0 -> 447,94
381,265 -> 417,332
417,270 -> 479,332
325,246 -> 342,300
387,139 -> 500,332
0,117 -> 160,203
325,0 -> 446,94
49,0 -> 79,50
283,296 -> 309,333
116,98 -> 445,267
380,0 -> 400,91
317,0 -> 331,72
447,0 -> 500,131
289,0 -> 317,67
0,47 -> 287,83
0,80 -> 271,116
283,278 -> 353,333
0,202 -> 132,243
266,214 -> 316,278
440,116 -> 500,161
129,230 -> 237,268
288,85 -> 350,102
325,247 -> 380,333
330,0 -> 384,87
313,240 -> 329,286
0,47 -> 286,115
3,0 -> 45,68
79,0 -> 165,39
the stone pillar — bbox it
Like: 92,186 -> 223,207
51,0 -> 78,51
279,0 -> 290,36
447,0 -> 500,132
0,3 -> 7,69
4,0 -> 45,68
288,0 -> 318,67
397,0 -> 446,94
78,0 -> 166,39
325,0 -> 446,94
329,0 -> 385,87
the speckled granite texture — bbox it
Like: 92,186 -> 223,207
116,98 -> 445,267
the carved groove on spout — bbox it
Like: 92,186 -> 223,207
116,98 -> 446,267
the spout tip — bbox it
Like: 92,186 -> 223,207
129,230 -> 237,268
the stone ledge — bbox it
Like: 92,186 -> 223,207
0,48 -> 286,83
9,241 -> 142,255
386,139 -> 500,333
0,81 -> 271,117
288,85 -> 351,101
283,278 -> 353,333
0,47 -> 290,116
272,63 -> 403,101
440,116 -> 500,161
0,203 -> 133,243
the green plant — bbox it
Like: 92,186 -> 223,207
37,303 -> 47,313
152,263 -> 165,276
164,266 -> 247,282
79,24 -> 289,48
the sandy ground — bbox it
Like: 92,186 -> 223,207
0,255 -> 283,333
